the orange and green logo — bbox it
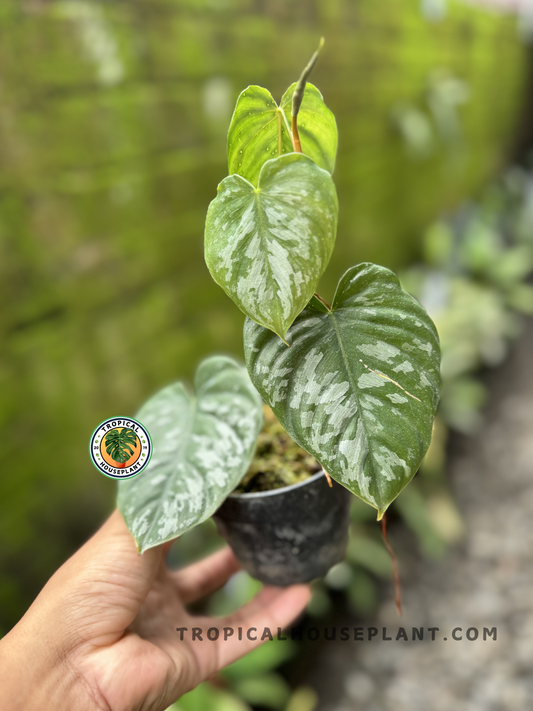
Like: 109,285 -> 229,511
89,417 -> 152,479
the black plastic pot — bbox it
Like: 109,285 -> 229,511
213,471 -> 352,586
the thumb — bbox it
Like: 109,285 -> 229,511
44,510 -> 166,648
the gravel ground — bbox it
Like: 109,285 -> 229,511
306,318 -> 533,711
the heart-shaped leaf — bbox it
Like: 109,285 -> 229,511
244,263 -> 441,519
227,83 -> 337,186
117,356 -> 263,552
205,152 -> 338,341
279,82 -> 337,175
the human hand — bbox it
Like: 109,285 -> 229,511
0,510 -> 311,711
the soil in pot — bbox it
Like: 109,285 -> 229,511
213,406 -> 352,586
235,405 -> 322,493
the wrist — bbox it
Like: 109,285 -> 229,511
0,618 -> 102,711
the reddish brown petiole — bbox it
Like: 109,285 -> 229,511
313,292 -> 331,310
292,115 -> 302,153
381,513 -> 403,616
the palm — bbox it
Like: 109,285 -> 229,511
62,511 -> 309,711
89,564 -> 218,709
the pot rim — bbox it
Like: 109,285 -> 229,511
227,469 -> 326,500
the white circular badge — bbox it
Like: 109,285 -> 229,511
89,417 -> 152,479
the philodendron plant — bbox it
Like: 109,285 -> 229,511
118,44 -> 441,554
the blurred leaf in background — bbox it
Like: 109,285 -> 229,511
403,160 -> 533,434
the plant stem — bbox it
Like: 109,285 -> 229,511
291,37 -> 324,153
280,109 -> 296,152
381,514 -> 403,616
313,292 -> 331,310
292,116 -> 302,153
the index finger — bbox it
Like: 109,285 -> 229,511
168,546 -> 241,604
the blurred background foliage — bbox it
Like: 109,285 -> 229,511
1,0 -> 533,709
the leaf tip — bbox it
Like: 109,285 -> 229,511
275,328 -> 291,347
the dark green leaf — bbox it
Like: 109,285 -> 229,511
244,263 -> 441,518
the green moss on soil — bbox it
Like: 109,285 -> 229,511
236,405 -> 321,493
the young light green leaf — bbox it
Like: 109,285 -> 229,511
280,82 -> 337,174
205,153 -> 338,341
244,263 -> 441,519
227,83 -> 337,186
117,356 -> 263,553
227,86 -> 292,187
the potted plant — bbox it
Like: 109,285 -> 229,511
117,43 -> 441,585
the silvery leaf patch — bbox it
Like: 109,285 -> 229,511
118,356 -> 263,553
205,152 -> 338,341
227,83 -> 337,187
244,263 -> 441,519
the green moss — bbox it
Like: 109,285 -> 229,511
236,406 -> 320,493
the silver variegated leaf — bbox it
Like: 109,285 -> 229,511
205,152 -> 338,341
244,263 -> 441,519
117,356 -> 263,552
